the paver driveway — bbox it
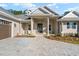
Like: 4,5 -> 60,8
0,36 -> 79,56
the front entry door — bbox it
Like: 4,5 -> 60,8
37,23 -> 43,33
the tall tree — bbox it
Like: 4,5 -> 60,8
8,9 -> 32,15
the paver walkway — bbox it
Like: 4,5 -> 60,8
0,36 -> 79,56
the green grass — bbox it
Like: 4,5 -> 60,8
46,36 -> 79,44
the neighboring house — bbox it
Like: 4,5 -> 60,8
0,6 -> 79,39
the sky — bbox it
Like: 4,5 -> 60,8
0,3 -> 79,15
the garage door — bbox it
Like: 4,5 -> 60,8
0,24 -> 11,39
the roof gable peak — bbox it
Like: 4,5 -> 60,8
31,6 -> 59,16
61,11 -> 79,19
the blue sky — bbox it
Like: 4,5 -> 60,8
0,3 -> 79,15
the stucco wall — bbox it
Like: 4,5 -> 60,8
11,21 -> 20,37
61,22 -> 77,34
21,23 -> 29,35
11,21 -> 25,37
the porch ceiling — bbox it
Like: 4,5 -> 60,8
21,14 -> 58,23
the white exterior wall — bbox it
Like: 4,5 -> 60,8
61,22 -> 77,34
11,21 -> 20,37
13,22 -> 27,36
11,21 -> 25,37
19,22 -> 25,35
13,22 -> 20,36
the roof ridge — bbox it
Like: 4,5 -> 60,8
30,6 -> 49,14
38,7 -> 49,14
43,6 -> 59,15
72,11 -> 79,17
60,10 -> 79,19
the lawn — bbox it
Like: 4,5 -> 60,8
46,35 -> 79,44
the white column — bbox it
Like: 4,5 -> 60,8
19,21 -> 21,35
11,22 -> 14,38
31,17 -> 33,34
47,17 -> 49,36
61,22 -> 63,33
61,22 -> 64,36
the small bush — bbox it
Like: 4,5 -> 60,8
46,35 -> 79,44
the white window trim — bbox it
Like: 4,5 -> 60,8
67,22 -> 76,29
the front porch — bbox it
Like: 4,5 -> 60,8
21,15 -> 58,36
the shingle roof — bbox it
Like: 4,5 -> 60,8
73,11 -> 79,17
43,6 -> 59,15
15,14 -> 31,20
31,6 -> 59,16
58,11 -> 79,21
38,8 -> 49,14
0,7 -> 16,17
0,6 -> 59,22
0,7 -> 21,21
61,11 -> 79,18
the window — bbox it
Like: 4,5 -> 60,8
49,25 -> 51,31
72,22 -> 76,29
28,25 -> 31,30
67,22 -> 70,29
67,22 -> 76,29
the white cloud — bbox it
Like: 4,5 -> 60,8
56,6 -> 59,9
47,3 -> 59,9
0,4 -> 7,7
47,3 -> 57,7
13,3 -> 37,11
13,3 -> 36,8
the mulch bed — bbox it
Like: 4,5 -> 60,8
46,35 -> 79,44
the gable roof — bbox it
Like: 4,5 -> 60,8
0,7 -> 21,22
43,6 -> 59,15
38,8 -> 49,14
15,14 -> 31,20
30,6 -> 59,16
30,7 -> 49,15
58,11 -> 79,21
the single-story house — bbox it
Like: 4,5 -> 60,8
0,6 -> 79,39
